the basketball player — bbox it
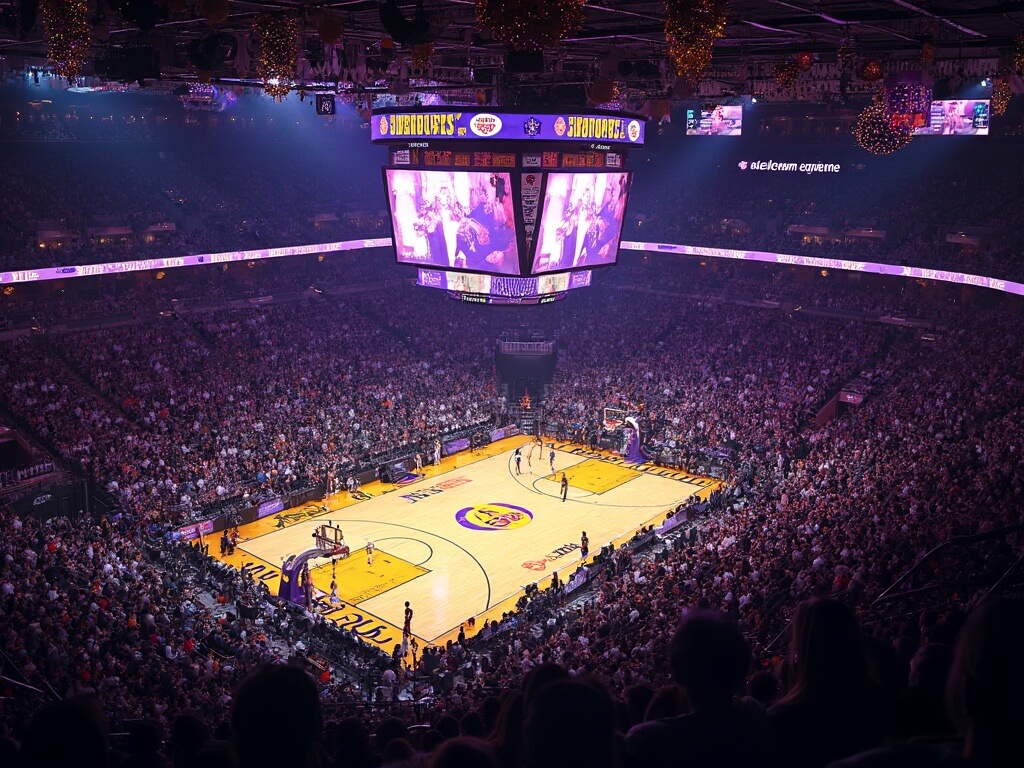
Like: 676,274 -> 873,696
581,531 -> 589,560
560,473 -> 569,502
549,447 -> 556,474
403,601 -> 413,637
514,447 -> 522,475
366,540 -> 375,568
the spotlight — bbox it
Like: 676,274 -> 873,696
981,78 -> 990,87
751,96 -> 757,103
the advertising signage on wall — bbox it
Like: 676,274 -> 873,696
0,238 -> 392,285
737,159 -> 842,175
371,110 -> 645,146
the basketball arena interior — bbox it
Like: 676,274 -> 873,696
2,3 -> 1024,767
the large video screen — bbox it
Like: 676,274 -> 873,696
385,169 -> 520,275
531,172 -> 631,274
913,100 -> 990,136
686,105 -> 743,136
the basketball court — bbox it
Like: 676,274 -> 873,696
208,436 -> 720,652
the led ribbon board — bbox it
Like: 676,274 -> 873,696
371,109 -> 645,146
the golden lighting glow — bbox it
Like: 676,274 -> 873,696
665,0 -> 727,86
254,13 -> 299,100
854,93 -> 912,155
476,0 -> 585,51
774,61 -> 798,89
991,78 -> 1012,116
41,0 -> 90,80
411,43 -> 433,70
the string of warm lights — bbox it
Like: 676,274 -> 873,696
854,93 -> 912,155
991,77 -> 1012,116
664,0 -> 728,86
41,0 -> 91,80
475,0 -> 585,51
411,43 -> 433,71
774,60 -> 798,89
253,13 -> 298,100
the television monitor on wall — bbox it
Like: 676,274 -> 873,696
913,99 -> 989,136
686,104 -> 743,136
530,172 -> 631,275
385,169 -> 520,275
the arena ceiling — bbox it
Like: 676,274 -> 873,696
1,1 -> 1021,98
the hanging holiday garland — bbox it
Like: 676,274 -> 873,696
253,13 -> 298,100
411,43 -> 433,71
991,77 -> 1012,116
774,60 -> 798,89
664,0 -> 728,87
475,0 -> 585,51
855,93 -> 912,155
41,0 -> 91,80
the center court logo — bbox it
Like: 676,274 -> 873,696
455,502 -> 534,531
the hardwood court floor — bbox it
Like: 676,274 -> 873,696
212,436 -> 720,650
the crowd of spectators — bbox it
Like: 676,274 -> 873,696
1,289 -> 504,518
3,108 -> 1024,766
2,118 -> 1024,284
625,151 -> 1024,281
0,137 -> 387,273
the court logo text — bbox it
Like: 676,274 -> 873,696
456,502 -> 534,531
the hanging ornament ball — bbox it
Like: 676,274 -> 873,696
855,94 -> 912,155
859,59 -> 883,82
